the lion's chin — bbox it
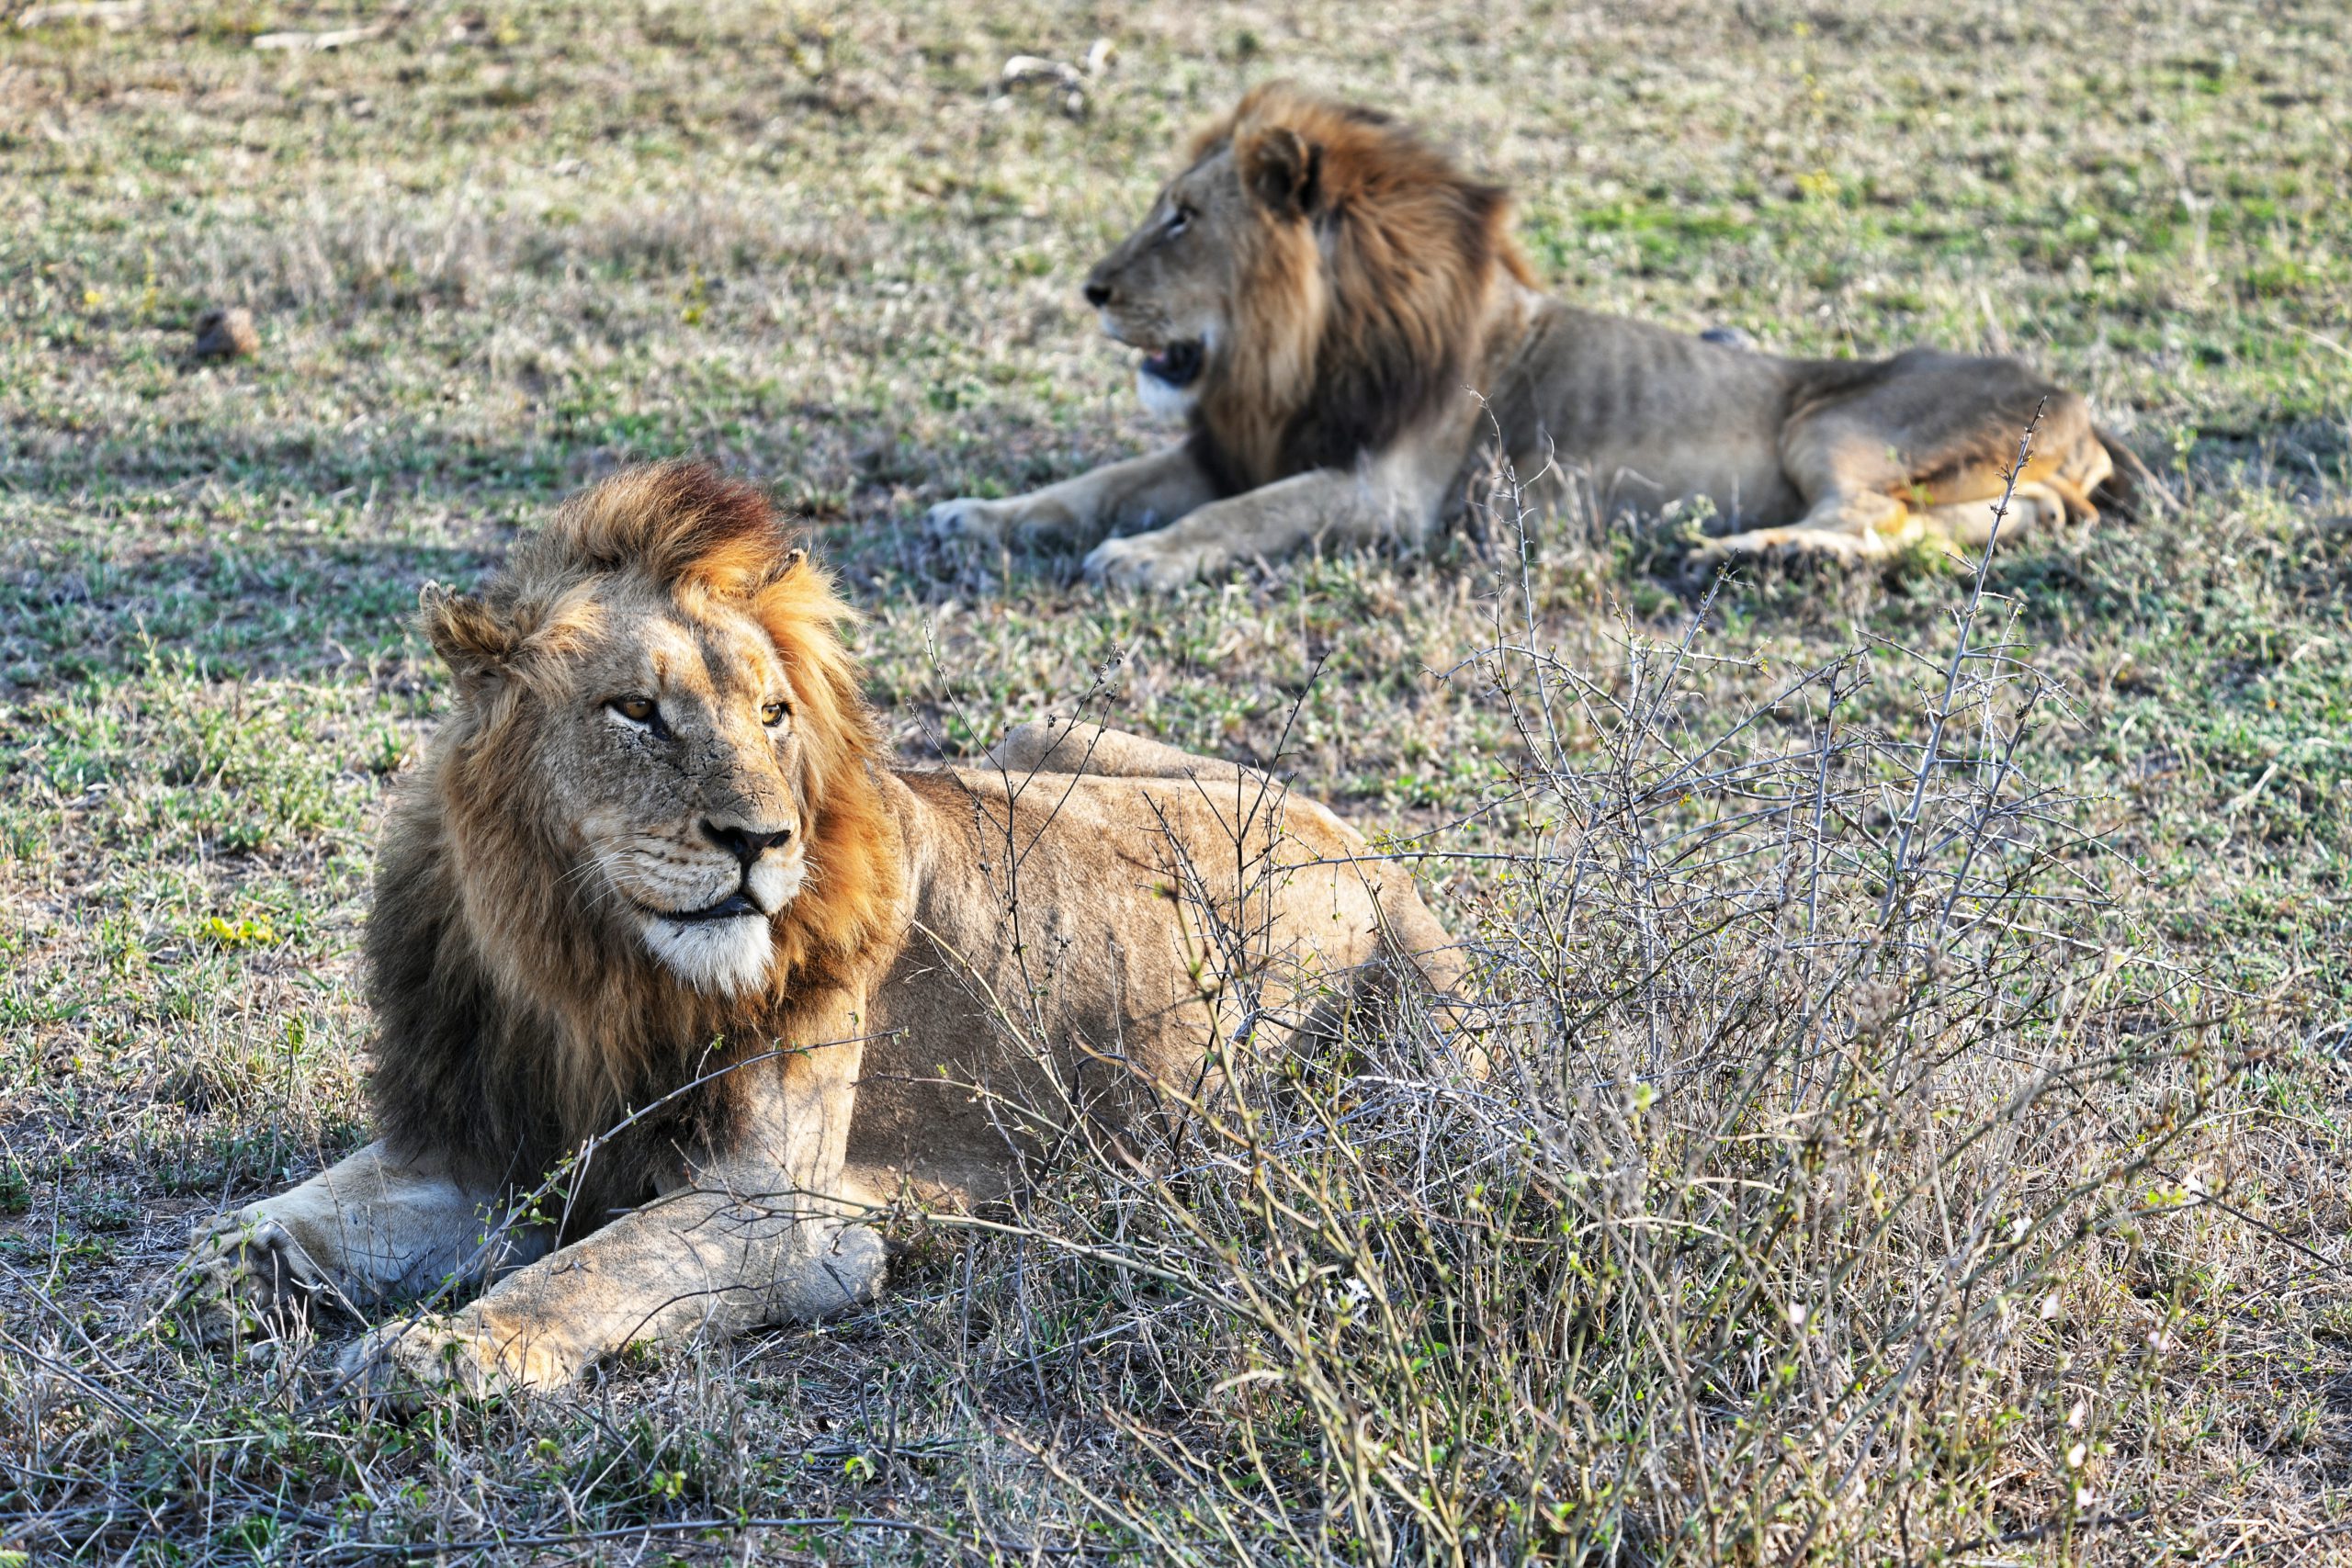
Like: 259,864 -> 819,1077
640,912 -> 775,995
1134,364 -> 1199,423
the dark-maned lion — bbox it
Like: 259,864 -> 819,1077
926,82 -> 2131,590
167,462 -> 1464,1394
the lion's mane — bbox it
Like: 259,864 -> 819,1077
1186,81 -> 1536,493
365,464 -> 902,1224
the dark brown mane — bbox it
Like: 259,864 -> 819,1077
1186,83 -> 1534,490
368,463 -> 902,1223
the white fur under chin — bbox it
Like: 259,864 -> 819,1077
1134,367 -> 1197,423
641,914 -> 774,995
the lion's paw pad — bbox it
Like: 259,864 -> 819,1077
161,1214 -> 329,1345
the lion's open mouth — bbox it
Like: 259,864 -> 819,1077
655,889 -> 763,924
1139,340 -> 1204,389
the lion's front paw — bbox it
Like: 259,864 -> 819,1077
160,1212 -> 334,1346
923,496 -> 1010,546
339,1314 -> 573,1406
1082,534 -> 1215,592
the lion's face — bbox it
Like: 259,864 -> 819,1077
537,577 -> 809,996
1081,147 -> 1256,423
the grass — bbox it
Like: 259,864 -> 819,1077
3,0 -> 2349,1562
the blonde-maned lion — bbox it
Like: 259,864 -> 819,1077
926,82 -> 2133,590
164,462 -> 1465,1397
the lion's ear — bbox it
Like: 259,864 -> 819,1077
419,582 -> 517,683
1239,125 -> 1321,220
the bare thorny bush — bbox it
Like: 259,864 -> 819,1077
933,421 -> 2267,1564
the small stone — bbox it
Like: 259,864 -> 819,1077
1699,326 -> 1757,351
191,307 -> 258,361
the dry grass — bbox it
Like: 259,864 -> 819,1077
2,1 -> 2348,1562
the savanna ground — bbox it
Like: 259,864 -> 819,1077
4,1 -> 2350,1562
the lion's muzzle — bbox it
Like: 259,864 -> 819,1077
601,814 -> 808,994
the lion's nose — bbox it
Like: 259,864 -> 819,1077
1082,272 -> 1114,309
702,819 -> 795,864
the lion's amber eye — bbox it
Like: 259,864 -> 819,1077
761,701 -> 789,728
611,696 -> 658,725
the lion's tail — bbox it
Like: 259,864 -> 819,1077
2095,426 -> 2173,519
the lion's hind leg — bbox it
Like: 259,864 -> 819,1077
1910,428 -> 2113,548
1680,491 -> 1917,584
1915,479 -> 2079,551
1687,353 -> 2109,581
1686,477 -> 2083,584
1679,378 -> 1929,581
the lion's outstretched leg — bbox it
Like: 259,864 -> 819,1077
342,1011 -> 882,1399
341,1187 -> 887,1399
925,444 -> 1221,554
164,1143 -> 536,1344
1082,446 -> 1453,591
